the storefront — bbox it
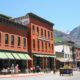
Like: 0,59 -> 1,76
0,51 -> 31,73
33,54 -> 55,70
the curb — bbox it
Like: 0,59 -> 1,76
0,73 -> 43,78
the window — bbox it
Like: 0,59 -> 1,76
42,41 -> 44,50
18,37 -> 20,46
23,38 -> 26,48
48,31 -> 50,38
33,39 -> 35,49
44,30 -> 46,37
38,40 -> 40,50
52,44 -> 53,51
11,35 -> 14,45
5,34 -> 9,44
37,27 -> 39,35
45,42 -> 47,50
51,32 -> 53,39
0,32 -> 1,43
49,43 -> 50,49
41,28 -> 43,37
32,25 -> 35,34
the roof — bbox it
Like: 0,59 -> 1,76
27,12 -> 54,27
0,14 -> 28,30
0,14 -> 11,19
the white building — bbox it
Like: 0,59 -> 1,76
54,41 -> 74,62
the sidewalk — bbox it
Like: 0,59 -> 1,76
0,72 -> 44,78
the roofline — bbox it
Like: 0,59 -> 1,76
27,13 -> 54,27
0,16 -> 28,30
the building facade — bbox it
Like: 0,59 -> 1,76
54,41 -> 74,68
0,15 -> 31,72
13,13 -> 55,70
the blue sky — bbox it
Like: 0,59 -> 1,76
0,0 -> 80,33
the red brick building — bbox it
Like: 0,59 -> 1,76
13,13 -> 55,70
0,14 -> 31,72
0,13 -> 55,71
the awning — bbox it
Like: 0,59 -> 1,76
0,52 -> 8,59
34,54 -> 56,58
18,53 -> 26,60
24,54 -> 32,60
5,52 -> 14,59
56,58 -> 73,62
12,53 -> 20,60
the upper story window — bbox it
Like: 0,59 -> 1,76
44,30 -> 46,38
45,42 -> 47,50
42,41 -> 44,50
41,28 -> 43,37
52,44 -> 53,51
32,25 -> 35,34
38,40 -> 40,50
18,37 -> 20,46
51,32 -> 53,39
33,39 -> 35,49
5,34 -> 9,44
0,32 -> 1,43
37,27 -> 39,35
11,35 -> 14,45
23,38 -> 26,48
48,31 -> 50,39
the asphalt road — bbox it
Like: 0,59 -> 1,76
0,71 -> 80,80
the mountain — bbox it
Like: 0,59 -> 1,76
69,26 -> 80,44
54,29 -> 68,43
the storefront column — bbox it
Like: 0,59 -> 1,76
46,57 -> 47,68
42,57 -> 44,69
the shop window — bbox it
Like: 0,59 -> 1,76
23,38 -> 26,48
11,35 -> 14,45
33,39 -> 35,49
18,37 -> 20,46
5,34 -> 9,44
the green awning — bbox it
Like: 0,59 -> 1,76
12,53 -> 20,60
5,52 -> 14,59
0,52 -> 8,59
24,54 -> 32,60
18,53 -> 26,60
34,54 -> 56,58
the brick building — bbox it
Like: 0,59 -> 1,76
0,13 -> 55,71
0,14 -> 31,72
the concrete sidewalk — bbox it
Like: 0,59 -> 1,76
0,72 -> 44,78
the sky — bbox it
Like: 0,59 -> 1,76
0,0 -> 80,33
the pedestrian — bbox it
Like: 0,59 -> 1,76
15,64 -> 19,73
53,66 -> 56,74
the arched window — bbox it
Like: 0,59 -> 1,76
33,39 -> 35,49
23,38 -> 26,47
18,37 -> 20,46
11,35 -> 14,45
5,34 -> 9,44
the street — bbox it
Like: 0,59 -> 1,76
0,71 -> 80,80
